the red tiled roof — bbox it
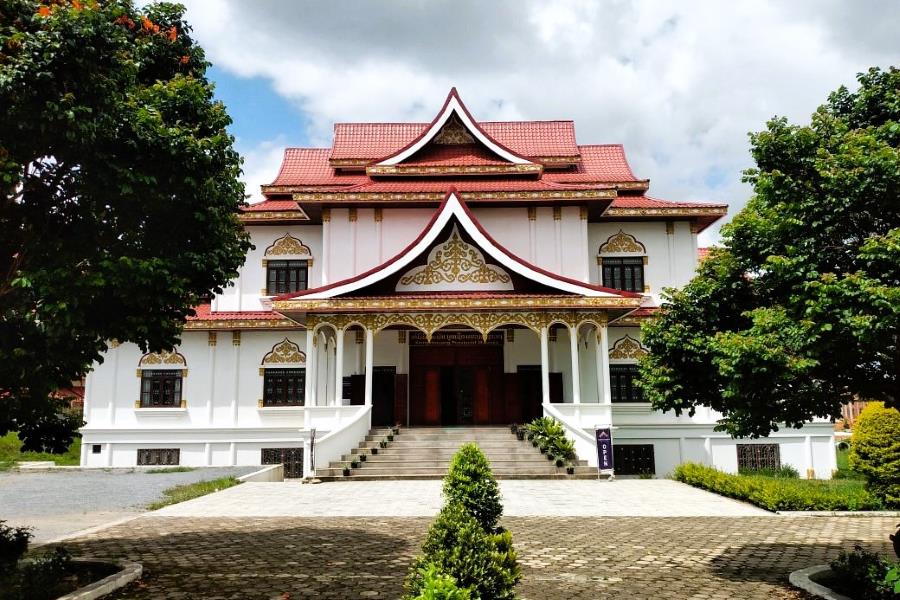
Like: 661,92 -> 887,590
330,121 -> 579,160
610,196 -> 726,209
187,304 -> 283,320
241,199 -> 303,212
402,144 -> 511,167
269,148 -> 369,187
544,145 -> 639,183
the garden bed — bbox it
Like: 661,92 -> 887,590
673,463 -> 883,512
147,476 -> 241,510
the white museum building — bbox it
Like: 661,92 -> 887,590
79,89 -> 837,479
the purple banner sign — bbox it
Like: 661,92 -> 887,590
595,427 -> 614,471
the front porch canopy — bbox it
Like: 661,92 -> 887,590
272,191 -> 644,409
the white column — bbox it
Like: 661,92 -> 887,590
599,324 -> 612,405
231,333 -> 240,426
540,326 -> 551,404
204,442 -> 212,467
207,337 -> 216,425
804,435 -> 814,479
569,326 -> 581,404
334,329 -> 344,406
321,212 -> 330,285
304,330 -> 316,410
109,344 -> 119,425
364,328 -> 374,406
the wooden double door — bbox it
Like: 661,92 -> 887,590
410,344 -> 504,426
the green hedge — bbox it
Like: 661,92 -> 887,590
673,463 -> 883,511
850,402 -> 900,508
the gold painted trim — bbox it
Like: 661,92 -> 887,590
232,331 -> 241,346
321,208 -> 331,222
348,208 -> 358,222
552,206 -> 561,221
238,209 -> 310,222
607,207 -> 728,219
136,369 -> 142,378
643,256 -> 649,266
259,368 -> 265,376
276,296 -> 639,313
366,164 -> 544,177
665,221 -> 675,235
184,318 -> 302,331
374,208 -> 383,223
527,207 -> 536,221
292,190 -> 617,203
579,206 -> 588,221
609,335 -> 648,359
599,230 -> 646,254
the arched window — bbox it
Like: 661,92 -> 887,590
137,350 -> 186,408
259,338 -> 307,407
598,230 -> 647,293
262,234 -> 312,296
608,335 -> 648,403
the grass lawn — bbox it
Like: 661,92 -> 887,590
148,476 -> 241,510
146,466 -> 196,474
0,432 -> 81,471
674,462 -> 882,511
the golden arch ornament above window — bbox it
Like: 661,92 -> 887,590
599,230 -> 646,254
609,335 -> 648,360
139,349 -> 186,367
262,338 -> 306,365
264,233 -> 311,257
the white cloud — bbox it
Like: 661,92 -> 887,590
179,0 -> 899,243
238,137 -> 287,204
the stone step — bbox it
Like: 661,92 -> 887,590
343,450 -> 565,461
364,433 -> 515,442
334,458 -> 561,469
316,472 -> 600,482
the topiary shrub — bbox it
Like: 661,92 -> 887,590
411,563 -> 471,600
442,444 -> 503,533
0,521 -> 31,576
849,402 -> 900,508
403,502 -> 519,600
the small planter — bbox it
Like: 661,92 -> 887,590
342,467 -> 351,477
555,457 -> 565,467
392,425 -> 400,435
350,460 -> 360,469
386,434 -> 394,442
546,453 -> 555,462
370,447 -> 378,455
359,453 -> 367,462
527,433 -> 535,441
516,430 -> 525,441
509,423 -> 518,433
531,440 -> 538,448
566,466 -> 575,475
379,440 -> 388,448
539,446 -> 547,454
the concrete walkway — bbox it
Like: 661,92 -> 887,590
153,479 -> 768,518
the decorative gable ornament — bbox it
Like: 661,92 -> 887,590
262,338 -> 306,365
599,230 -> 646,254
139,350 -> 186,367
609,335 -> 648,360
265,233 -> 311,257
396,225 -> 513,292
433,114 -> 476,145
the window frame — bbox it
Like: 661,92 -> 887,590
601,256 -> 645,293
736,444 -> 781,472
609,363 -> 644,403
266,260 -> 309,296
139,369 -> 183,408
137,448 -> 180,466
262,367 -> 306,407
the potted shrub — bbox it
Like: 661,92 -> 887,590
539,445 -> 547,454
350,458 -> 360,469
342,465 -> 351,477
566,465 -> 575,475
392,425 -> 400,435
387,434 -> 394,442
371,447 -> 378,455
379,440 -> 388,448
546,452 -> 555,462
516,427 -> 526,441
509,423 -> 518,433
359,453 -> 367,462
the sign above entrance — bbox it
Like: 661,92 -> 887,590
409,330 -> 504,346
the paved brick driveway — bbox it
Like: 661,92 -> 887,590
63,515 -> 896,599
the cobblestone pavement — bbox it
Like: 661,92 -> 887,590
153,479 -> 767,518
0,467 -> 257,542
62,515 -> 896,599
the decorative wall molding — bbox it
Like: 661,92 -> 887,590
599,230 -> 646,254
609,335 -> 648,360
139,350 -> 186,368
261,338 -> 306,365
396,225 -> 513,292
264,233 -> 311,258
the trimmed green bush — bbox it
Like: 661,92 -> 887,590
0,522 -> 31,576
737,465 -> 799,479
443,444 -> 503,533
412,563 -> 471,600
673,462 -> 882,511
828,545 -> 899,600
524,417 -> 576,466
403,503 -> 519,600
850,402 -> 900,508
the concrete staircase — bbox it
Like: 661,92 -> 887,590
316,426 -> 595,481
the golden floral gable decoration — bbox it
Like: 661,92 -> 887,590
599,230 -> 646,254
609,335 -> 648,360
264,233 -> 311,257
139,350 -> 186,367
262,338 -> 306,365
396,225 -> 513,292
433,114 -> 476,145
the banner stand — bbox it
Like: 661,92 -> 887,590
595,425 -> 615,481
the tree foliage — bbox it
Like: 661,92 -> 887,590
639,67 -> 900,437
442,443 -> 503,533
0,0 -> 251,450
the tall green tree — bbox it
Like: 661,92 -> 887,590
0,0 -> 251,450
639,67 -> 900,438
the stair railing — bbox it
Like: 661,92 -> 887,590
312,405 -> 372,475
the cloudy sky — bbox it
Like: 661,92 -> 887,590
177,0 -> 899,244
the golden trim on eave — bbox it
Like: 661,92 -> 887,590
604,206 -> 727,218
291,189 -> 617,203
366,164 -> 544,177
239,210 -> 310,222
184,318 -> 303,330
274,295 -> 641,313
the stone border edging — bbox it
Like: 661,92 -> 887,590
789,565 -> 852,600
56,559 -> 142,600
778,510 -> 900,517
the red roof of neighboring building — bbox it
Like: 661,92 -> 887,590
187,304 -> 284,321
610,195 -> 726,209
241,199 -> 303,212
330,120 -> 579,161
544,145 -> 638,183
329,178 -> 602,194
